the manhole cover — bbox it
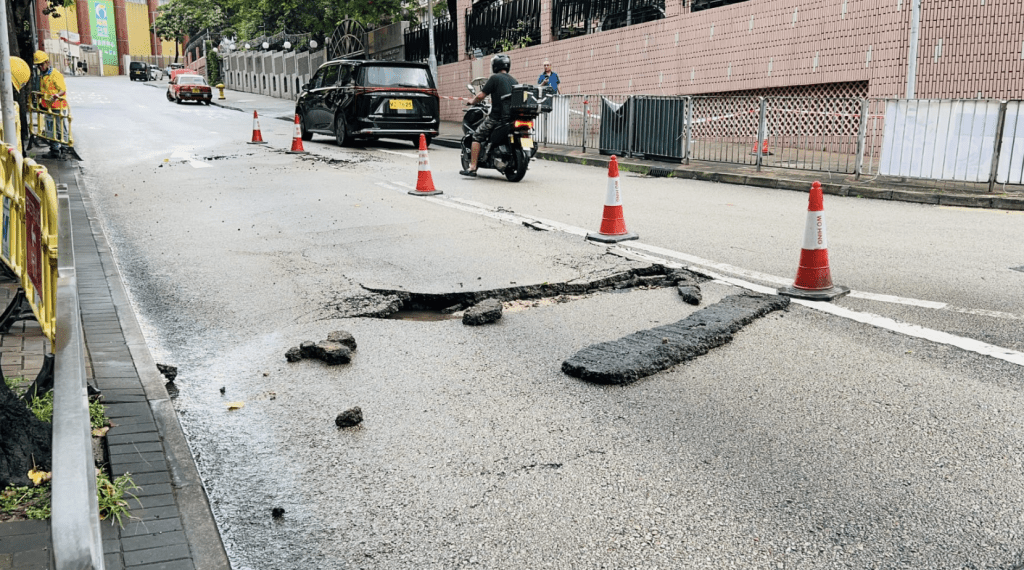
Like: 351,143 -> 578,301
1012,266 -> 1024,273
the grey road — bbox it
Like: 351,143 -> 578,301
63,76 -> 1024,569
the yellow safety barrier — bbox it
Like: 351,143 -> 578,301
28,94 -> 73,149
0,139 -> 59,344
20,157 -> 58,342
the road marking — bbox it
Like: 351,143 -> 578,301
378,149 -> 417,158
394,190 -> 1023,367
939,206 -> 1024,216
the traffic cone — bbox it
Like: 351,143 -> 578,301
248,111 -> 266,144
408,134 -> 442,196
778,181 -> 849,301
586,156 -> 638,243
286,115 -> 307,154
750,138 -> 772,156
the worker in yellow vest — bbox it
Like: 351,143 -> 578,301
34,51 -> 68,158
10,56 -> 31,149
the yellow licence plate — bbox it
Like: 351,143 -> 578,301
521,137 -> 533,149
191,88 -> 200,93
389,99 -> 413,110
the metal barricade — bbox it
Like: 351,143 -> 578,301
631,95 -> 688,162
762,96 -> 865,174
689,95 -> 763,166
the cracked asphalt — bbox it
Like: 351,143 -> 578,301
61,77 -> 1024,569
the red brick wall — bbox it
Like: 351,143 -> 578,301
436,0 -> 1024,120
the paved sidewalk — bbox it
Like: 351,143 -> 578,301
0,158 -> 228,570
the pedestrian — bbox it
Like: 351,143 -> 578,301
34,51 -> 68,159
537,60 -> 559,94
9,56 -> 31,150
459,54 -> 517,177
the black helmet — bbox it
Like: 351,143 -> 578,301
491,54 -> 511,73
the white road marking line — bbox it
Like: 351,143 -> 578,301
378,149 -> 417,158
397,190 -> 1023,366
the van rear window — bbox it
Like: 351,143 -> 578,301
359,66 -> 432,89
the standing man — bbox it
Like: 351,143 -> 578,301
34,51 -> 68,159
537,60 -> 559,94
459,54 -> 517,177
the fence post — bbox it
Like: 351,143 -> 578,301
988,101 -> 1008,192
756,97 -> 766,172
626,96 -> 635,158
582,98 -> 588,154
683,96 -> 692,165
854,98 -> 870,180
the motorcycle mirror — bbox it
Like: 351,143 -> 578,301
466,84 -> 475,94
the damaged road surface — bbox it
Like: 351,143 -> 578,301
67,77 -> 1024,570
563,292 -> 789,384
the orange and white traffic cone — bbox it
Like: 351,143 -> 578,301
750,138 -> 772,156
778,181 -> 849,301
248,111 -> 266,144
586,156 -> 638,243
286,114 -> 307,154
408,134 -> 442,196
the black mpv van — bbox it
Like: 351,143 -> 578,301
295,60 -> 440,147
129,61 -> 149,81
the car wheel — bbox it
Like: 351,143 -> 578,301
333,114 -> 348,147
299,113 -> 313,141
175,96 -> 183,105
504,149 -> 529,182
166,92 -> 173,102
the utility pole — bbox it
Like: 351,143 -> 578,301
0,0 -> 18,147
427,0 -> 437,86
906,0 -> 921,98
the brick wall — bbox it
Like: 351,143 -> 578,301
435,0 -> 1024,120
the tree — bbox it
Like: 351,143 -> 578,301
152,0 -> 229,62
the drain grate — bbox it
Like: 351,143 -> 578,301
648,167 -> 674,178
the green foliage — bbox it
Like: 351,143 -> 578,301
97,472 -> 139,528
493,20 -> 533,53
28,391 -> 54,424
3,376 -> 24,394
206,41 -> 221,84
0,484 -> 51,520
90,398 -> 109,431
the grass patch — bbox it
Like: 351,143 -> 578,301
0,484 -> 51,520
1,472 -> 140,526
3,375 -> 25,394
28,390 -> 54,423
97,471 -> 139,527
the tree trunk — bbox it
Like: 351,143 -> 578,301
0,381 -> 52,488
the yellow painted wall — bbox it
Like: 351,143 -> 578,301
47,5 -> 79,40
126,3 -> 151,56
161,40 -> 181,58
103,64 -> 118,76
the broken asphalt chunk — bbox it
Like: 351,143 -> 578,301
463,298 -> 503,326
562,292 -> 789,385
335,407 -> 363,428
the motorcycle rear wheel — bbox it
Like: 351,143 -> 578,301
504,149 -> 528,182
460,145 -> 472,172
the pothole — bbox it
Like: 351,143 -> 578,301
327,265 -> 708,319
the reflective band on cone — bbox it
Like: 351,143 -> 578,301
778,181 -> 849,301
587,156 -> 637,243
286,114 -> 307,154
409,134 -> 442,196
248,110 -> 266,144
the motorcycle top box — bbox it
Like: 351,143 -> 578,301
506,84 -> 548,117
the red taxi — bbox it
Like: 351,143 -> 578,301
167,74 -> 212,105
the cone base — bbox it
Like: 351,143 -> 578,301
248,141 -> 267,145
750,151 -> 774,156
586,231 -> 638,244
777,284 -> 850,301
286,150 -> 307,154
408,189 -> 443,196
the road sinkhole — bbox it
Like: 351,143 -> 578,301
336,265 -> 708,319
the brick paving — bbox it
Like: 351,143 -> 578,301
0,159 -> 228,570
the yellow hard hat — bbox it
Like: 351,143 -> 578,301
10,57 -> 30,90
33,50 -> 48,65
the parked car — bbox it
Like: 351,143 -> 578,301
148,64 -> 163,81
167,74 -> 212,104
129,61 -> 149,81
295,59 -> 440,147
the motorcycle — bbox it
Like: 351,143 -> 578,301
460,83 -> 548,182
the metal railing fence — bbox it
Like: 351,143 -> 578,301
533,93 -> 1024,189
404,18 -> 459,65
466,0 -> 541,55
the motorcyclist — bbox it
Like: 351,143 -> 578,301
459,54 -> 517,177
